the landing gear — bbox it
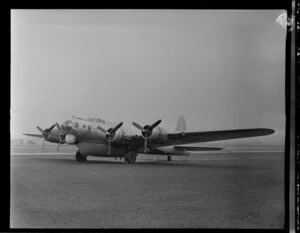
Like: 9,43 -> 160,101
167,155 -> 172,161
124,151 -> 137,164
75,150 -> 87,162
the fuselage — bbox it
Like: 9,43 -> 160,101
45,117 -> 179,158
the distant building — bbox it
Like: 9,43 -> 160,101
11,138 -> 32,146
16,139 -> 24,145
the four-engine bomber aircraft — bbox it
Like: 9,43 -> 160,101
24,116 -> 275,164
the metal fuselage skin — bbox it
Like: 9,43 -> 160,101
47,119 -> 184,157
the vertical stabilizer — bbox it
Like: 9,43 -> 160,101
174,115 -> 187,132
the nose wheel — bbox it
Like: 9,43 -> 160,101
75,150 -> 87,162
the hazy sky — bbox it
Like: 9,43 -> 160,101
11,10 -> 286,146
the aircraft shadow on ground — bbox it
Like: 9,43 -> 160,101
32,157 -> 268,170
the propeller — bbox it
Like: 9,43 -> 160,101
97,122 -> 123,155
55,123 -> 67,152
132,119 -> 162,153
36,124 -> 56,152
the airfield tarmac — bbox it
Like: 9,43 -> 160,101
10,146 -> 285,228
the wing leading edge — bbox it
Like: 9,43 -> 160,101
157,128 -> 275,147
174,146 -> 223,151
23,133 -> 43,138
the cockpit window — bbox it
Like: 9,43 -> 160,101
64,120 -> 72,125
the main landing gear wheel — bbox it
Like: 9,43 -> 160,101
75,150 -> 87,162
167,155 -> 172,161
124,152 -> 137,164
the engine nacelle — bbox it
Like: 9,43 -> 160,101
145,127 -> 168,141
46,134 -> 60,143
65,134 -> 76,144
106,129 -> 125,143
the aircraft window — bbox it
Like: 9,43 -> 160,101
88,125 -> 91,130
83,124 -> 86,128
73,122 -> 79,128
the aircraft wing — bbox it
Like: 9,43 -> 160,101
174,146 -> 223,151
23,133 -> 43,138
153,128 -> 275,147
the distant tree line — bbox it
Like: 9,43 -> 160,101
11,139 -> 37,146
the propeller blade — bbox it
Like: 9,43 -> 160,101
111,122 -> 123,133
149,119 -> 162,130
132,122 -> 143,131
108,140 -> 111,155
57,142 -> 61,152
56,123 -> 62,132
144,137 -> 148,153
36,126 -> 44,134
97,126 -> 107,134
45,124 -> 56,133
42,139 -> 45,152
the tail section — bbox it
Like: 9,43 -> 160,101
174,115 -> 187,133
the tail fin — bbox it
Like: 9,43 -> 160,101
174,115 -> 187,132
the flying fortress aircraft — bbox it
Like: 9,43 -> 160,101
23,116 -> 275,164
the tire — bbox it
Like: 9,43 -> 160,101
75,150 -> 87,162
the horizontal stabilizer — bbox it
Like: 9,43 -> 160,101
23,133 -> 43,138
175,146 -> 223,151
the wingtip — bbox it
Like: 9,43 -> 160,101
269,129 -> 275,134
260,128 -> 275,135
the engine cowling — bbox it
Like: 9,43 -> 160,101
65,134 -> 76,144
107,129 -> 124,142
47,134 -> 60,143
144,127 -> 167,140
